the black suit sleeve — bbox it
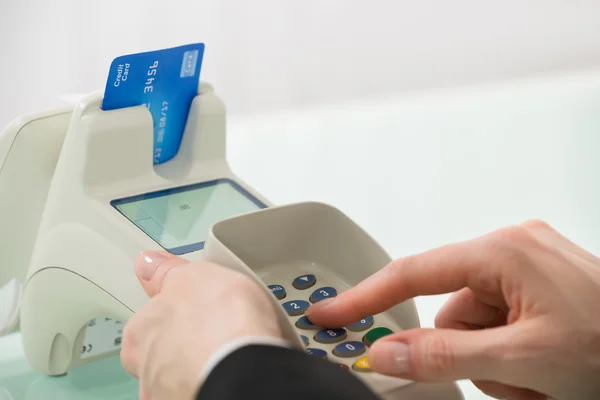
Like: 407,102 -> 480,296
195,344 -> 381,400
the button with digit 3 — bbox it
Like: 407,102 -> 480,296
268,284 -> 286,300
282,300 -> 310,316
293,274 -> 316,290
307,348 -> 327,360
315,328 -> 347,344
347,316 -> 374,332
333,341 -> 366,358
309,286 -> 337,303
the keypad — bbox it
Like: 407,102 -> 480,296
363,327 -> 393,346
293,274 -> 316,290
309,286 -> 337,303
271,272 -> 397,376
315,328 -> 347,344
282,300 -> 310,316
333,341 -> 366,358
296,316 -> 319,330
347,316 -> 374,332
307,348 -> 327,359
268,284 -> 286,300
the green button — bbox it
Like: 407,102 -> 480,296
363,327 -> 393,346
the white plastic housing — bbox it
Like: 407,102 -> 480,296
16,83 -> 271,376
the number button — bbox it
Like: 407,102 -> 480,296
268,284 -> 286,300
296,316 -> 319,330
301,335 -> 309,346
347,315 -> 374,332
353,356 -> 372,372
307,348 -> 327,360
333,341 -> 366,358
314,328 -> 347,344
293,274 -> 316,290
309,286 -> 337,303
282,300 -> 310,316
363,327 -> 393,346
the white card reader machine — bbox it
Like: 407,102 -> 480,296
0,83 -> 463,399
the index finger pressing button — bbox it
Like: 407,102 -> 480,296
309,286 -> 337,303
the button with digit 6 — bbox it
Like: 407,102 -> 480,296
347,316 -> 374,332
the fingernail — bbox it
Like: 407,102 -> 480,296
135,251 -> 168,281
305,298 -> 335,316
370,341 -> 411,375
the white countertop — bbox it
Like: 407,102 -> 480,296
3,68 -> 600,399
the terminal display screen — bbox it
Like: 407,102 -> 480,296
111,178 -> 266,255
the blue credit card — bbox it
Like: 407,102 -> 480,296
101,43 -> 205,164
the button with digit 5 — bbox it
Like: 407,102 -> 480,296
282,300 -> 310,316
296,316 -> 319,330
309,286 -> 337,303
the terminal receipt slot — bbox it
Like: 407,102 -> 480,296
0,82 -> 462,399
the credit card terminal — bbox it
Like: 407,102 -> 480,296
0,83 -> 462,399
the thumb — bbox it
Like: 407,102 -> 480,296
134,250 -> 189,297
368,325 -> 532,386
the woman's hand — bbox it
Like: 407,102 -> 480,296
120,251 -> 284,400
307,220 -> 600,400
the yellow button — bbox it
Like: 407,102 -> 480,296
352,356 -> 372,372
